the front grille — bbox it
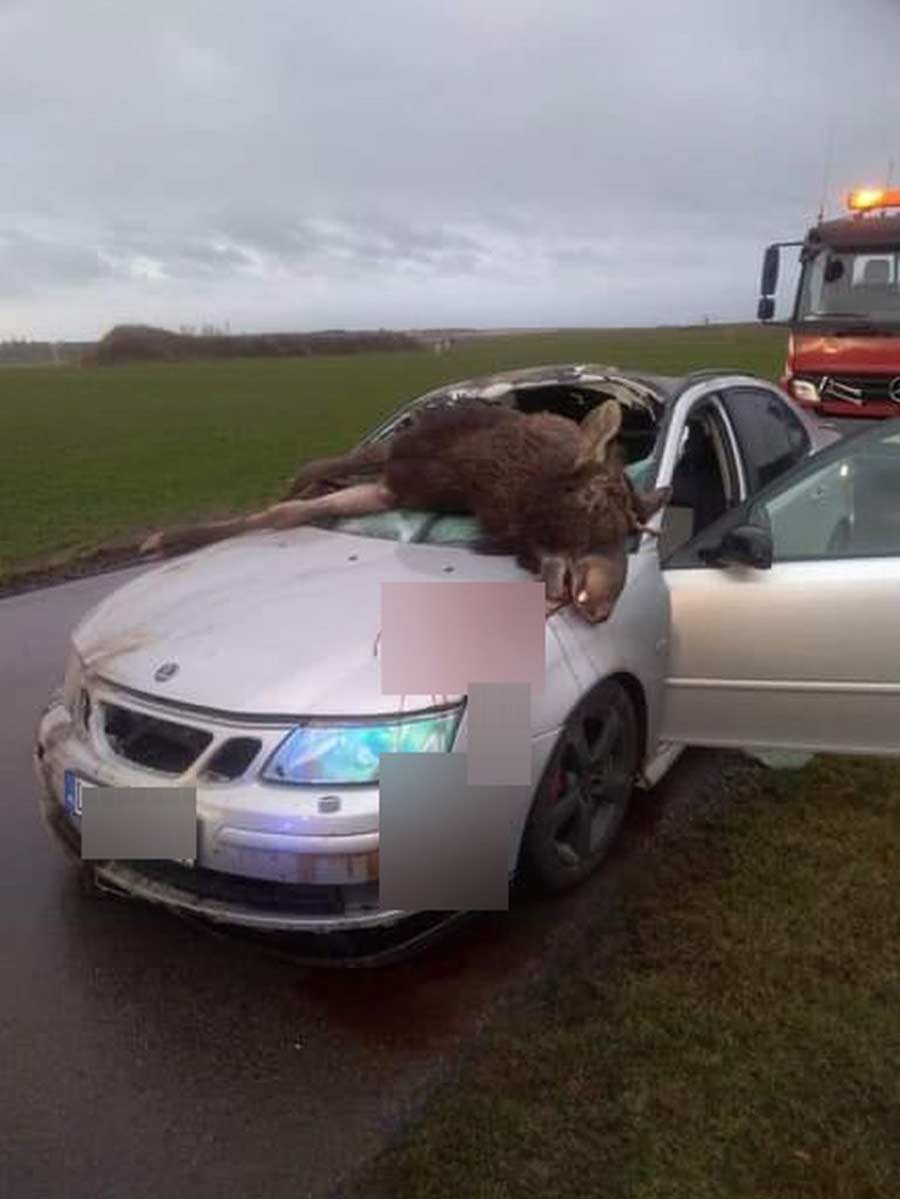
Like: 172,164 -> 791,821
795,372 -> 900,406
200,737 -> 262,781
127,860 -> 349,915
101,702 -> 213,774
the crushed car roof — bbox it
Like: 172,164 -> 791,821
420,363 -> 682,408
377,365 -> 768,443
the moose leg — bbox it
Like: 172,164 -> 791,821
263,481 -> 397,528
141,481 -> 397,558
140,513 -> 269,557
280,441 -> 392,501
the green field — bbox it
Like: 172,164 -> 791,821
350,755 -> 900,1199
0,323 -> 785,586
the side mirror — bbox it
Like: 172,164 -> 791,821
760,244 -> 780,297
757,296 -> 775,322
700,524 -> 773,570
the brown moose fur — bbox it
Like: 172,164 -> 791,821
281,403 -> 650,545
141,399 -> 670,621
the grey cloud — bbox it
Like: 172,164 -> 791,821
0,0 -> 899,335
0,229 -> 111,297
0,211 -> 495,305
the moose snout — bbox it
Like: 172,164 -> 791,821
573,588 -> 616,623
569,550 -> 628,624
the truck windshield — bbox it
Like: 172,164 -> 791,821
797,248 -> 900,326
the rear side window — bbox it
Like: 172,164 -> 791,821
722,388 -> 810,492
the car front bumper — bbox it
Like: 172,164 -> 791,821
34,696 -> 415,935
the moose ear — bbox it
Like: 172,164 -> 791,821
574,399 -> 622,469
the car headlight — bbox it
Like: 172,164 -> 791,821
62,648 -> 85,713
790,379 -> 820,405
261,706 -> 464,786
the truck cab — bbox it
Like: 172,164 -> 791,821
759,188 -> 900,421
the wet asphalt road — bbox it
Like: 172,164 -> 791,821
1,566 -> 727,1199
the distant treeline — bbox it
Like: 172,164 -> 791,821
0,325 -> 430,367
90,324 -> 424,365
0,340 -> 93,366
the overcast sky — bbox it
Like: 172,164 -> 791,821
2,0 -> 899,339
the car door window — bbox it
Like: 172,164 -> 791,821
658,402 -> 739,558
753,426 -> 900,560
665,420 -> 900,570
722,387 -> 810,493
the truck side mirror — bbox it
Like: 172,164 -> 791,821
761,244 -> 780,297
757,296 -> 775,322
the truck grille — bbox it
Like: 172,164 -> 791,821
795,372 -> 900,406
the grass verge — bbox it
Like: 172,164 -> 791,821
347,755 -> 900,1199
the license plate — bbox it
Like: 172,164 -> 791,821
61,773 -> 196,865
63,770 -> 97,818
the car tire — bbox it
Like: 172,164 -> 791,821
520,680 -> 639,893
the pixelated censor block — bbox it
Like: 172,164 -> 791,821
378,754 -> 527,911
80,787 -> 197,860
466,683 -> 533,786
380,581 -> 545,695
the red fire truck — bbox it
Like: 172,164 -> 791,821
759,187 -> 900,420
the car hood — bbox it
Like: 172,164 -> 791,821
73,527 -> 536,717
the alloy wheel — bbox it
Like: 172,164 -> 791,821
522,681 -> 638,892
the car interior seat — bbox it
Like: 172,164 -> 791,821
668,420 -> 727,538
861,258 -> 892,286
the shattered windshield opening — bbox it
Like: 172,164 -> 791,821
308,385 -> 662,549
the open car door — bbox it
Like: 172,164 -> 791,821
660,419 -> 900,756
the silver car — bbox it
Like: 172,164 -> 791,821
38,362 -> 882,954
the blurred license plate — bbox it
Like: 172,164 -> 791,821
61,773 -> 196,865
63,770 -> 96,818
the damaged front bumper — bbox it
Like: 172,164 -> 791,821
34,697 -> 415,937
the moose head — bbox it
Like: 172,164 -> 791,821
528,399 -> 670,623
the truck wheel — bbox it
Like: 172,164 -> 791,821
521,680 -> 639,893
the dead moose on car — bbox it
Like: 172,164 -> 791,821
141,379 -> 671,623
38,362 -> 893,963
